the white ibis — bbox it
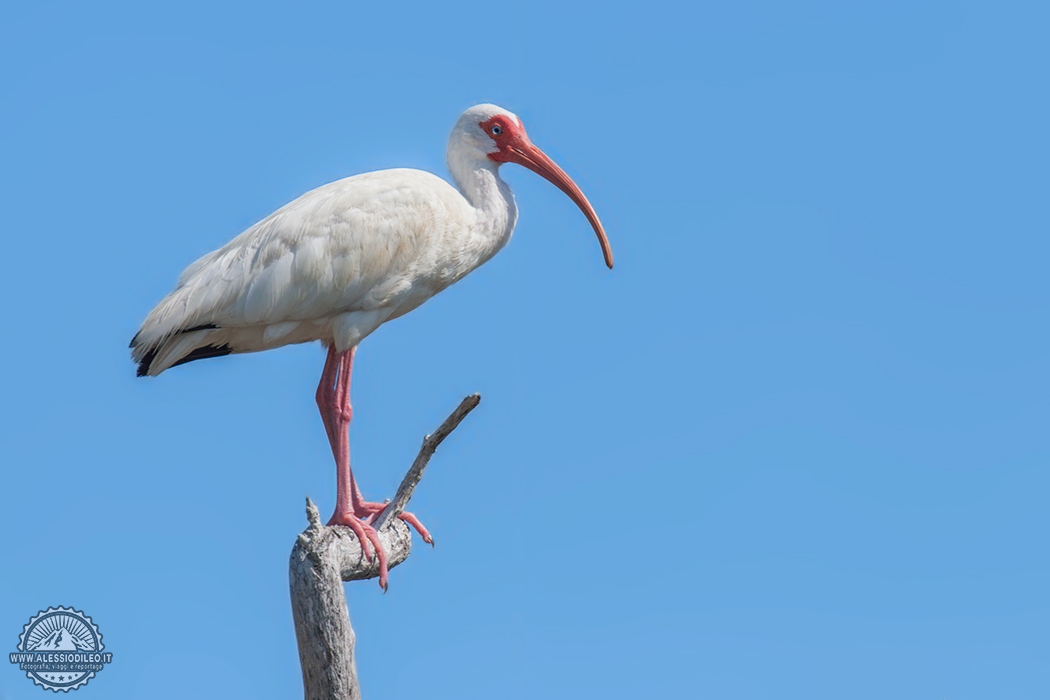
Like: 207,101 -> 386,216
131,104 -> 613,588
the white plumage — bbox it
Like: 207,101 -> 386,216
133,169 -> 491,374
136,126 -> 494,374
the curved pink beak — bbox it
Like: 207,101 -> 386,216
502,139 -> 614,269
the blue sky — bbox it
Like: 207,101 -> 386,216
2,1 -> 1048,698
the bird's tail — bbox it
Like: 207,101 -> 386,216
130,325 -> 231,377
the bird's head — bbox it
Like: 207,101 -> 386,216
450,104 -> 613,269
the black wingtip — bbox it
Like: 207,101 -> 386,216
136,346 -> 158,377
170,343 -> 233,369
131,324 -> 222,376
135,343 -> 232,377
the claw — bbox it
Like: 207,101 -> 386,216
354,501 -> 433,545
328,511 -> 387,588
329,500 -> 431,589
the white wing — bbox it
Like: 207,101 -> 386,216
132,168 -> 474,375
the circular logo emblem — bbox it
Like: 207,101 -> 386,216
10,606 -> 112,692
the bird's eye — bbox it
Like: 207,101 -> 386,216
490,125 -> 503,136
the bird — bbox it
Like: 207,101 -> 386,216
131,104 -> 613,589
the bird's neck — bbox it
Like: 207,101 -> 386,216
448,155 -> 519,267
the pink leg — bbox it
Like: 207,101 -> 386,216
315,345 -> 432,590
315,345 -> 340,458
317,346 -> 385,583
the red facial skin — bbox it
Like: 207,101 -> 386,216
479,115 -> 614,269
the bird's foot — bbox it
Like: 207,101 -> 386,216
327,510 -> 390,590
355,500 -> 434,546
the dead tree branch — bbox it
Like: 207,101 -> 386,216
289,394 -> 481,700
373,393 -> 481,531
